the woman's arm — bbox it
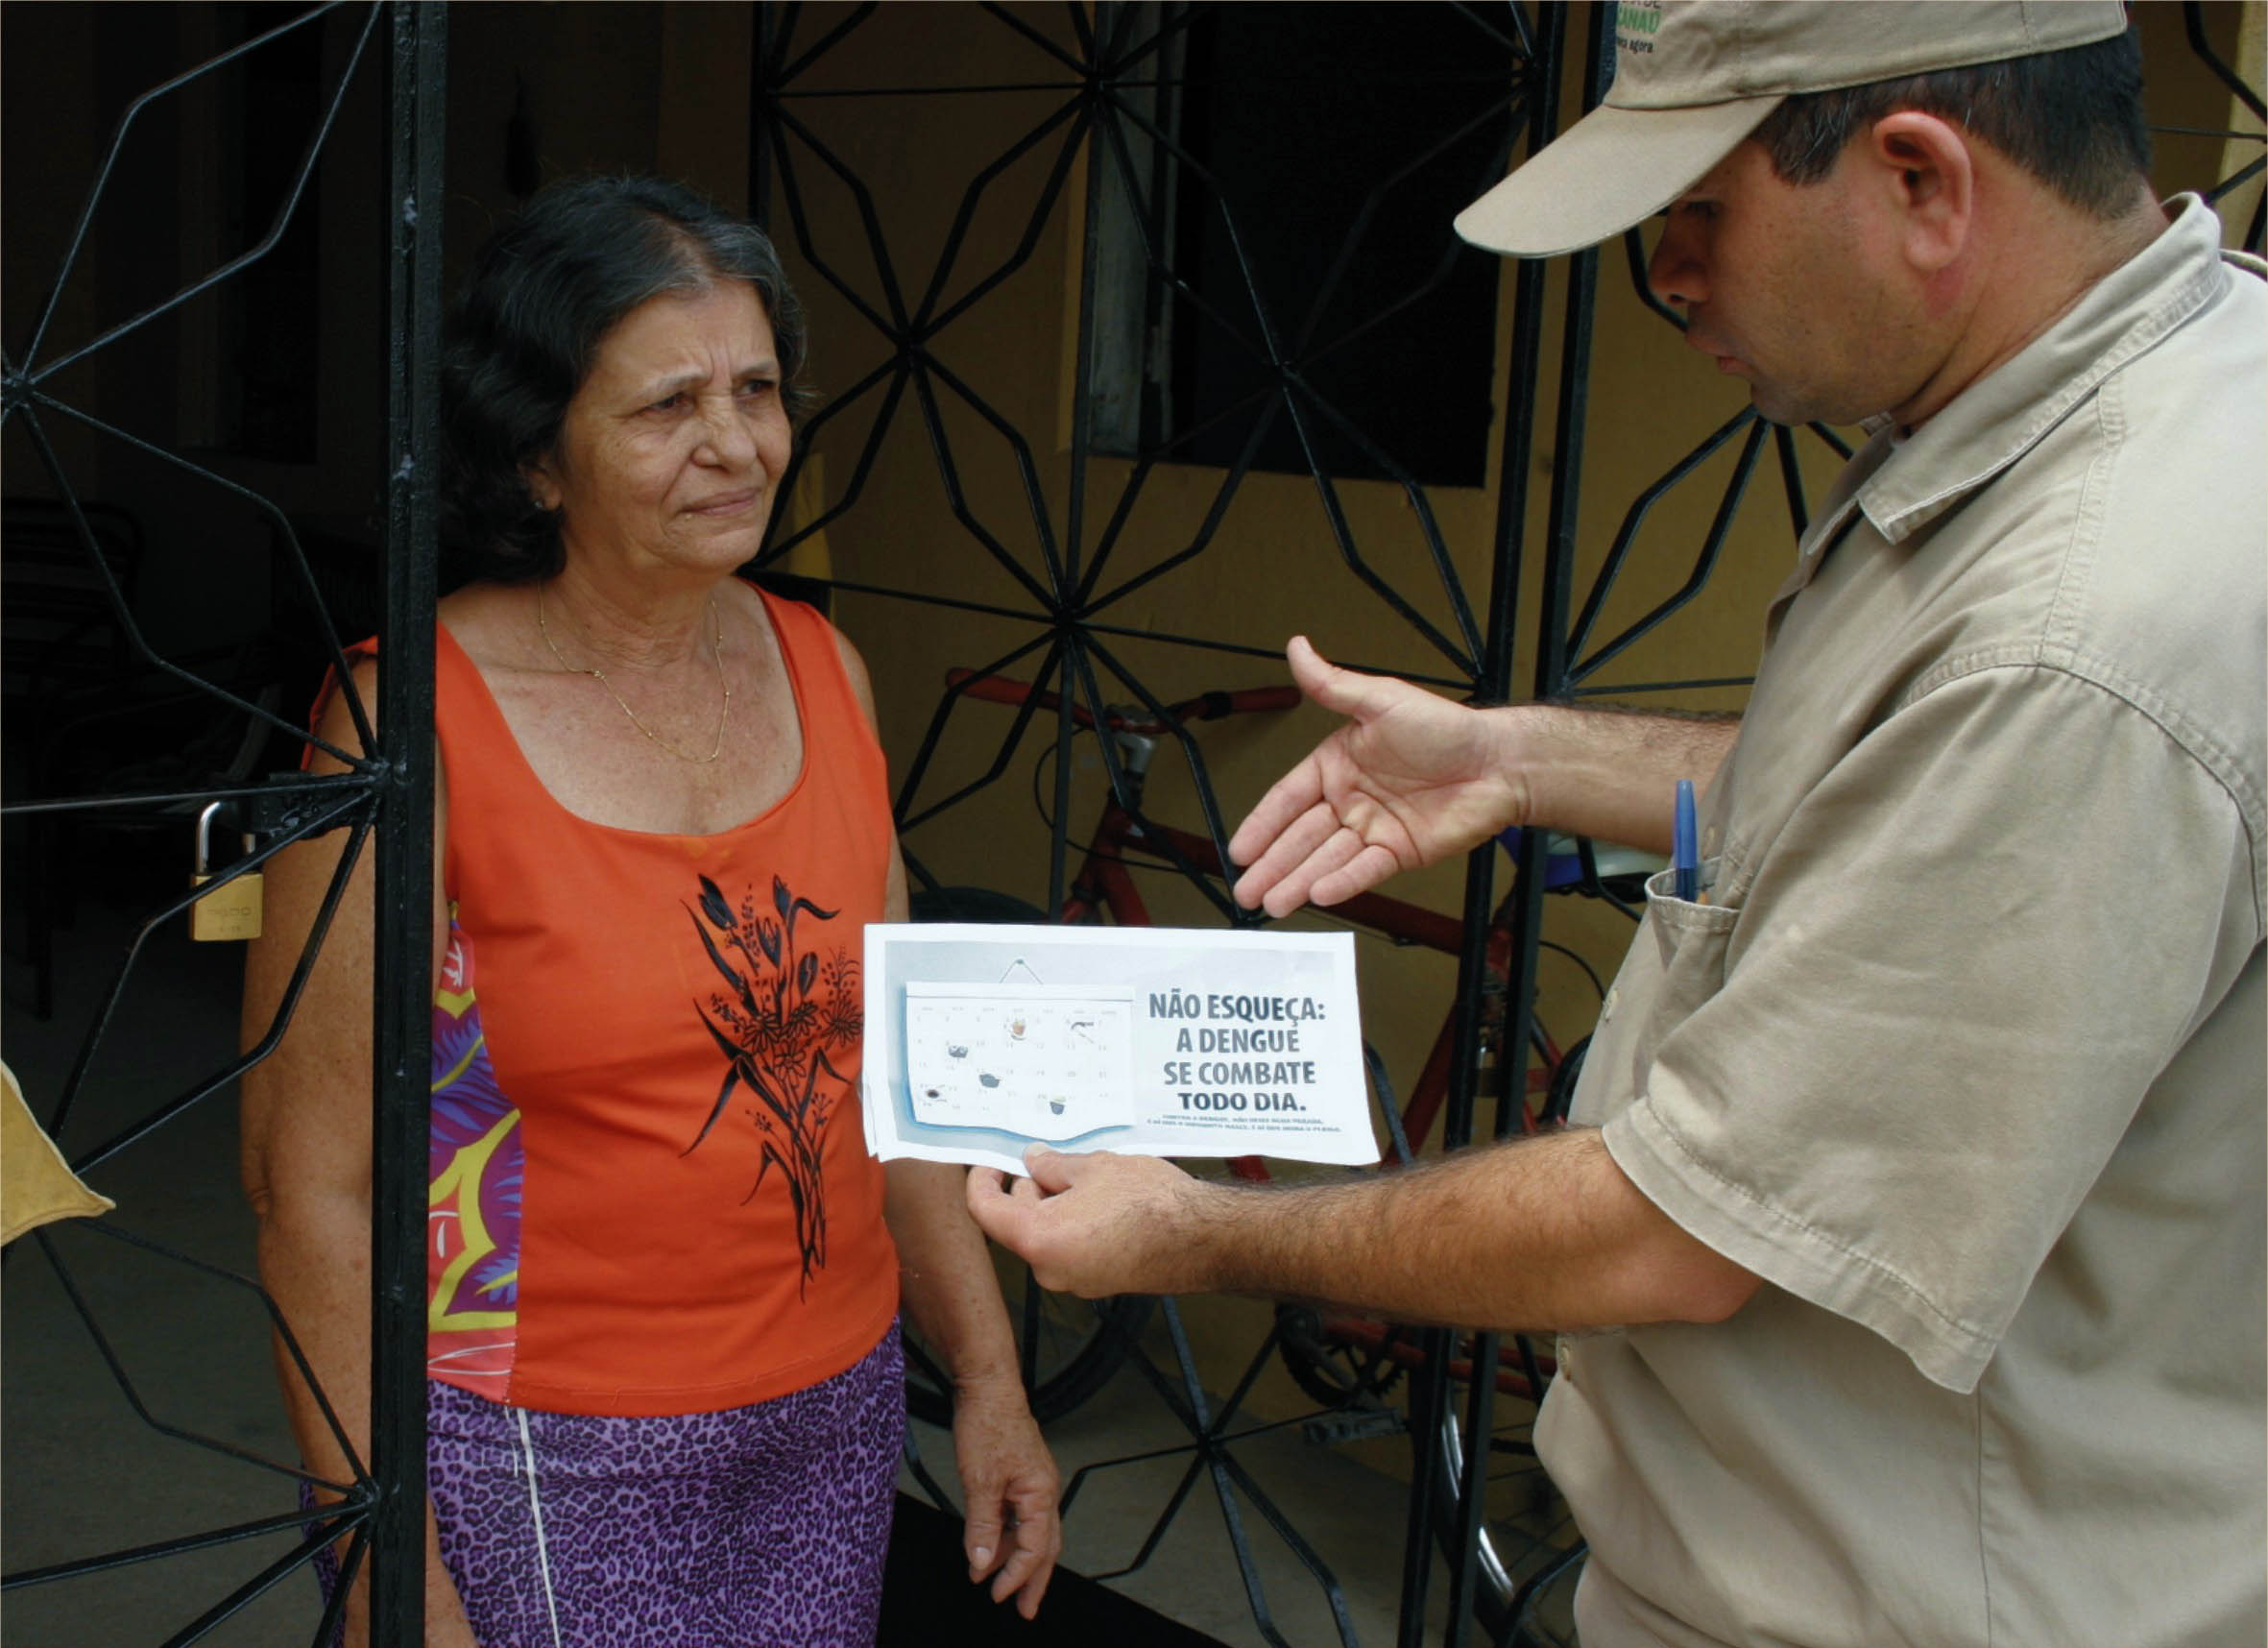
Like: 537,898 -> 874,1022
238,657 -> 477,1648
832,625 -> 1062,1619
885,1151 -> 1063,1618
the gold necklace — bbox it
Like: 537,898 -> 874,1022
535,582 -> 733,763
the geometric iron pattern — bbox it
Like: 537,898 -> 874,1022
2,1 -> 2256,1643
2,3 -> 441,1643
742,7 -> 2264,1646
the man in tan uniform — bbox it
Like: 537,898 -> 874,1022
974,5 -> 2266,1643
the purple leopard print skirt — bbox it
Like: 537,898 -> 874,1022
310,1323 -> 904,1646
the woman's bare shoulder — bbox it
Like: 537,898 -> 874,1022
437,579 -> 537,669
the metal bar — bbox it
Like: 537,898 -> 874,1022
907,358 -> 1066,608
150,1525 -> 358,1648
1561,408 -> 1752,670
978,0 -> 1091,76
369,9 -> 445,1644
0,774 -> 373,822
16,1232 -> 319,1496
1566,675 -> 1755,698
1065,8 -> 1109,600
1570,416 -> 1766,685
3,1502 -> 355,1591
1408,8 -> 1572,1643
41,798 -> 350,1146
30,6 -> 385,389
67,1220 -> 374,1491
26,394 -> 378,760
1451,12 -> 1604,1641
1048,630 -> 1082,916
1773,422 -> 1810,541
779,3 -> 879,87
2207,152 -> 2266,204
2185,0 -> 2267,120
1213,1445 -> 1363,1647
1277,395 -> 1483,675
890,632 -> 1062,830
915,95 -> 1090,336
750,2 -> 774,227
1160,1301 -> 1296,1648
1084,1451 -> 1212,1579
15,2 -> 356,369
12,402 -> 366,765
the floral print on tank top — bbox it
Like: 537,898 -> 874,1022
682,873 -> 862,1296
426,910 -> 522,1393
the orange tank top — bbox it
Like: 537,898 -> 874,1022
418,587 -> 899,1416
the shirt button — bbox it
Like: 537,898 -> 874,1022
1602,986 -> 1619,1017
1702,826 -> 1720,854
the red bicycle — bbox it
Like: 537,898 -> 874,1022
903,665 -> 1635,1636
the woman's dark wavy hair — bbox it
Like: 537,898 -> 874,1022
440,175 -> 813,582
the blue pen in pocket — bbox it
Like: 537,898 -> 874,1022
1673,779 -> 1699,903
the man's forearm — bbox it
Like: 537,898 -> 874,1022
1184,1128 -> 1755,1333
1498,705 -> 1739,855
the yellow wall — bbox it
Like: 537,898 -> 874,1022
777,4 -> 1810,1175
8,0 -> 2251,1449
749,1 -> 2262,1438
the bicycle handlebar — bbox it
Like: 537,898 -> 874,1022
946,668 -> 1302,735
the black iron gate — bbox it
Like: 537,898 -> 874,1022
2,3 -> 2257,1645
2,4 -> 441,1642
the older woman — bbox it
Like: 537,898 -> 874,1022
241,176 -> 1058,1647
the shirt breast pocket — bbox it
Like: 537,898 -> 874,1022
1629,859 -> 1739,1089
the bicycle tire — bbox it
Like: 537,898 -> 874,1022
1542,1033 -> 1588,1127
1275,1302 -> 1410,1407
902,885 -> 1156,1427
1425,1349 -> 1585,1646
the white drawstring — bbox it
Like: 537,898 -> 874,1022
514,1406 -> 567,1648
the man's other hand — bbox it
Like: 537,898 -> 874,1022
1227,637 -> 1526,916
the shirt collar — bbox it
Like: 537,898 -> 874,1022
1855,194 -> 2232,545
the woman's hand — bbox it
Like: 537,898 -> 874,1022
1228,637 -> 1528,917
950,1375 -> 1062,1619
882,1157 -> 1064,1618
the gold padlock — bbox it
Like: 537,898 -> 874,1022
190,801 -> 264,942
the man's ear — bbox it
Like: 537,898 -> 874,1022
1865,109 -> 1974,277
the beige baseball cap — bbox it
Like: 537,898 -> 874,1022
1455,0 -> 2131,258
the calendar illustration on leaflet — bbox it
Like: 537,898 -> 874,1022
903,982 -> 1138,1141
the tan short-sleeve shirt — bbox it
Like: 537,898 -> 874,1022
1543,197 -> 2266,1647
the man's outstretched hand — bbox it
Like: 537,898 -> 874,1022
966,1148 -> 1222,1300
1228,637 -> 1526,916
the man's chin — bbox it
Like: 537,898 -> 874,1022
1748,387 -> 1843,429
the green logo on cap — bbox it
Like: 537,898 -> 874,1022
1616,3 -> 1662,56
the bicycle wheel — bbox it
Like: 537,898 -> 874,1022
902,885 -> 1155,1426
1425,1344 -> 1586,1646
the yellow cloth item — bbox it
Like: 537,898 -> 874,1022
1,1059 -> 113,1245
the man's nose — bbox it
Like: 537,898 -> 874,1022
1647,219 -> 1705,311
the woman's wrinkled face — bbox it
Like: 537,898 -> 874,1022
527,281 -> 792,579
